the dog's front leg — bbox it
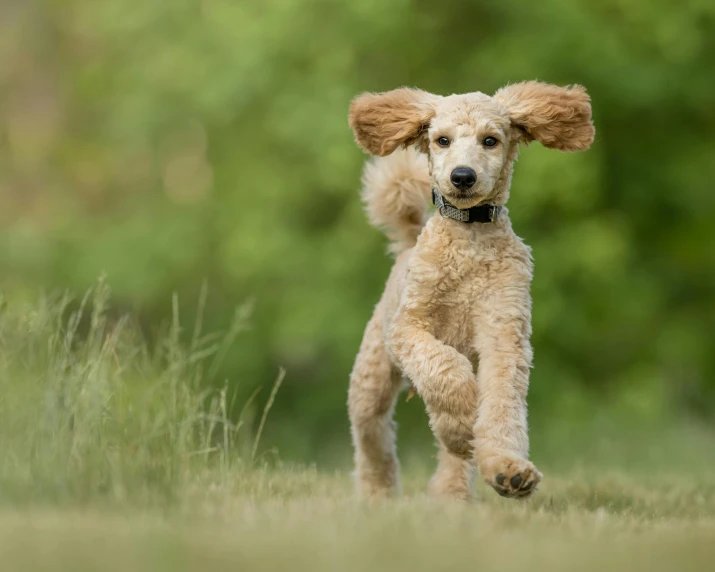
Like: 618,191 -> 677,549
472,282 -> 542,498
389,310 -> 477,460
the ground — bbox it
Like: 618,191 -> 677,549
2,467 -> 714,572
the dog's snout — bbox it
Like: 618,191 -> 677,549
450,167 -> 477,191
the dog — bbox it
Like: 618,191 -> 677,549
346,81 -> 594,500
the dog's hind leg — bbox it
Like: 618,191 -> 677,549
348,312 -> 403,499
429,442 -> 474,501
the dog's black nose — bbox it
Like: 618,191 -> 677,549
450,167 -> 477,191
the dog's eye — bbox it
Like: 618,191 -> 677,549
436,137 -> 450,147
483,136 -> 498,147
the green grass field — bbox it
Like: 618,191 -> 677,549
1,285 -> 715,571
2,470 -> 715,571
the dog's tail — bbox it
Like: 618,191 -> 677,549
360,147 -> 432,255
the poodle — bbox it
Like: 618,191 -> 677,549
346,81 -> 594,501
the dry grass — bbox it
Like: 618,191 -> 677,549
1,468 -> 715,572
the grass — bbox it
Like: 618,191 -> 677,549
1,284 -> 715,571
1,470 -> 715,571
0,279 -> 266,506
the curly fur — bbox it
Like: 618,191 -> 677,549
347,81 -> 594,501
360,148 -> 432,254
349,88 -> 438,156
494,81 -> 594,151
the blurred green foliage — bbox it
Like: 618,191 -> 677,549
1,0 -> 714,464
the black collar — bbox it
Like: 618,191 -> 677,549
432,189 -> 501,224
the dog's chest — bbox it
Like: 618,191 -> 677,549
429,254 -> 490,353
406,221 -> 532,355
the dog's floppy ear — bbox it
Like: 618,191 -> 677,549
349,88 -> 439,156
494,81 -> 595,151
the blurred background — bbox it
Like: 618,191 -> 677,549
1,0 -> 714,469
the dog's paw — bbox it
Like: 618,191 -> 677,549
480,454 -> 542,499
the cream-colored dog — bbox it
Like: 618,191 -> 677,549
347,81 -> 594,500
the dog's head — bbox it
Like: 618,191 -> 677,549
349,82 -> 594,208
